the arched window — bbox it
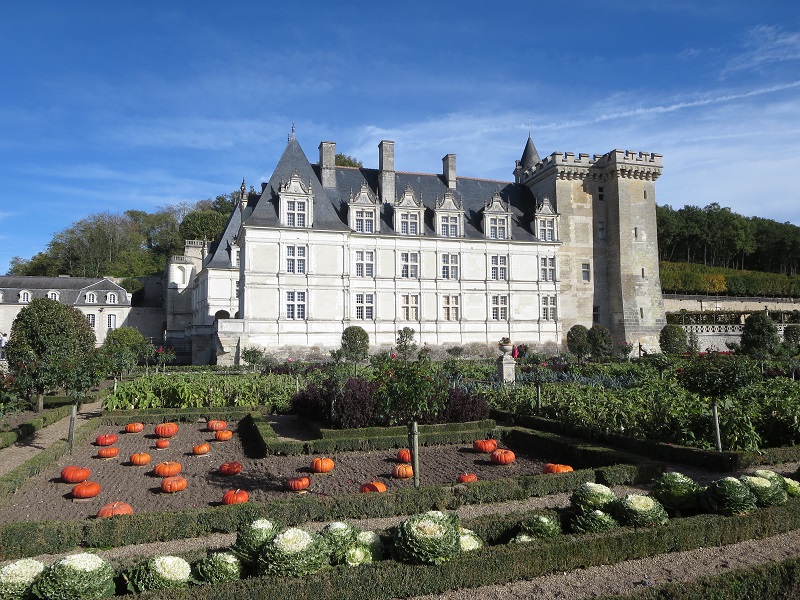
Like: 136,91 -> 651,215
20,291 -> 31,303
106,293 -> 117,305
86,292 -> 96,304
48,291 -> 59,301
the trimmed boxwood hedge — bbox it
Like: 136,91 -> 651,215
0,403 -> 79,450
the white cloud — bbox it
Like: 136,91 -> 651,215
724,25 -> 800,75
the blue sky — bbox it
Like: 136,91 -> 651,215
1,1 -> 799,274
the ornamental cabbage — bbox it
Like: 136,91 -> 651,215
613,494 -> 668,528
701,477 -> 757,516
257,527 -> 330,576
320,521 -> 360,565
393,511 -> 461,565
458,527 -> 483,552
125,555 -> 191,593
783,477 -> 800,497
517,513 -> 562,539
32,553 -> 115,600
230,518 -> 281,569
740,475 -> 787,507
651,471 -> 701,515
570,509 -> 619,534
193,551 -> 242,584
344,545 -> 372,566
0,558 -> 45,600
570,482 -> 616,513
356,530 -> 385,562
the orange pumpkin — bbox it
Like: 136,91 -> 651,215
96,433 -> 118,446
359,481 -> 387,493
392,463 -> 414,479
490,448 -> 516,465
130,453 -> 151,466
207,420 -> 227,431
543,463 -> 573,474
61,465 -> 90,483
397,448 -> 412,463
161,476 -> 188,493
153,461 -> 182,477
154,422 -> 179,438
457,473 -> 478,483
214,429 -> 233,441
222,489 -> 249,505
155,439 -> 170,449
193,443 -> 211,456
286,476 -> 311,491
72,481 -> 101,499
310,457 -> 335,474
473,439 -> 498,453
124,422 -> 144,434
97,501 -> 133,518
219,461 -> 243,476
97,446 -> 120,459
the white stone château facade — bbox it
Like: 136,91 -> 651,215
167,132 -> 666,365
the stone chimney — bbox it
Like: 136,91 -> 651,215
379,140 -> 395,203
442,153 -> 456,189
319,141 -> 336,188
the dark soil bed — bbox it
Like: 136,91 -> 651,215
0,419 -> 554,524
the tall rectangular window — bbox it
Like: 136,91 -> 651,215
286,291 -> 306,320
355,293 -> 374,320
491,295 -> 508,321
286,246 -> 306,274
489,217 -> 507,239
598,186 -> 605,201
355,210 -> 375,233
400,212 -> 418,235
540,257 -> 556,281
107,314 -> 117,329
233,248 -> 240,267
539,218 -> 555,241
598,221 -> 606,240
582,263 -> 591,282
440,216 -> 458,237
286,200 -> 306,227
541,296 -> 557,320
593,305 -> 600,323
442,295 -> 459,321
87,314 -> 96,328
400,252 -> 419,278
441,253 -> 459,279
401,294 -> 419,321
235,281 -> 240,299
490,255 -> 507,280
355,250 -> 374,277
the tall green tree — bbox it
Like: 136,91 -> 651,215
6,298 -> 98,411
178,209 -> 228,242
102,327 -> 150,378
740,311 -> 780,360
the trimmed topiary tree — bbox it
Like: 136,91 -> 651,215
566,325 -> 591,362
588,324 -> 613,358
659,324 -> 688,355
740,311 -> 779,360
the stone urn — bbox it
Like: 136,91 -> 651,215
498,342 -> 513,355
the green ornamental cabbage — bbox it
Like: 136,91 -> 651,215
0,558 -> 45,600
230,518 -> 281,569
32,553 -> 115,600
257,527 -> 330,576
343,545 -> 373,567
356,530 -> 385,562
517,513 -> 562,539
783,477 -> 800,497
458,527 -> 483,552
570,509 -> 619,534
393,511 -> 461,565
753,469 -> 785,487
570,482 -> 616,513
740,475 -> 787,507
651,471 -> 701,515
320,521 -> 360,565
192,551 -> 242,584
125,555 -> 191,593
613,494 -> 669,528
701,477 -> 758,516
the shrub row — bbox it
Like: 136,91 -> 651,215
250,418 -> 497,457
100,407 -> 268,427
0,403 -> 77,450
97,498 -> 800,599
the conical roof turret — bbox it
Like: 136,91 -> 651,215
520,135 -> 541,170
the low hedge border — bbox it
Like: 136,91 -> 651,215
0,403 -> 78,450
252,418 -> 497,456
100,407 -> 268,427
494,410 -> 773,472
302,419 -> 497,440
105,497 -> 800,599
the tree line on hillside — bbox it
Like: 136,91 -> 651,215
657,203 -> 800,275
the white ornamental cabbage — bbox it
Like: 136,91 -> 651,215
193,551 -> 242,584
784,477 -> 800,497
33,553 -> 115,599
614,494 -> 669,528
321,521 -> 360,565
356,530 -> 385,561
0,558 -> 45,600
230,518 -> 281,568
258,527 -> 330,576
344,545 -> 372,566
740,475 -> 787,507
458,528 -> 483,552
570,482 -> 616,513
126,555 -> 191,593
393,512 -> 460,565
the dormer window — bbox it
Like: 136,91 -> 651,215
278,170 -> 314,228
534,197 -> 559,242
86,292 -> 97,304
20,290 -> 31,303
348,182 -> 380,234
482,191 -> 511,240
435,189 -> 464,238
107,293 -> 117,305
48,291 -> 59,301
393,184 -> 425,236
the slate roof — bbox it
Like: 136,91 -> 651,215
0,277 -> 129,306
227,136 -> 541,243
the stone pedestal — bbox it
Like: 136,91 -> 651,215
497,353 -> 516,383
